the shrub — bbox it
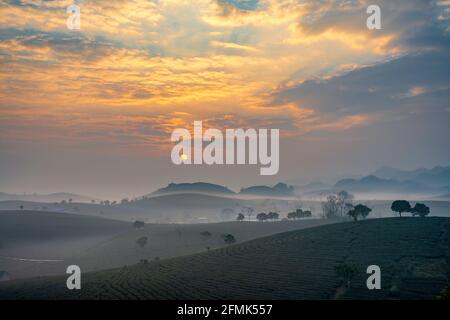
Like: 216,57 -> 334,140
200,231 -> 212,240
136,236 -> 148,248
133,220 -> 145,229
334,263 -> 358,288
221,234 -> 236,245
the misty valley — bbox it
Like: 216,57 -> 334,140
1,170 -> 450,300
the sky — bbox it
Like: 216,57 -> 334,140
0,0 -> 449,199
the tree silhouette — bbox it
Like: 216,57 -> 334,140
347,204 -> 372,221
337,190 -> 354,217
256,212 -> 268,222
236,213 -> 245,221
391,200 -> 411,217
267,212 -> 279,221
411,203 -> 430,217
133,220 -> 145,229
221,234 -> 236,244
322,195 -> 339,219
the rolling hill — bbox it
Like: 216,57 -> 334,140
239,182 -> 295,196
0,192 -> 96,203
150,182 -> 235,196
0,210 -> 129,260
0,217 -> 335,280
1,217 -> 448,300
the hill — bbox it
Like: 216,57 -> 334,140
334,175 -> 436,196
1,217 -> 448,300
0,210 -> 129,260
239,183 -> 294,196
151,182 -> 235,196
373,166 -> 450,187
0,218 -> 335,280
0,192 -> 96,203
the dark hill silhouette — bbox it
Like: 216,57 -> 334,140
239,182 -> 294,196
151,182 -> 235,195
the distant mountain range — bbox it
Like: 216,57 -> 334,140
151,182 -> 295,197
292,166 -> 450,199
151,182 -> 235,195
372,166 -> 450,188
150,167 -> 450,200
0,192 -> 96,203
239,183 -> 294,196
334,175 -> 434,194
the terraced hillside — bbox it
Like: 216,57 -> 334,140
1,217 -> 448,300
1,218 -> 334,280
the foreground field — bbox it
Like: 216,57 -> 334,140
0,212 -> 334,280
1,217 -> 448,300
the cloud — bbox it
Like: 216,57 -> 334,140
1,0 -> 449,147
270,51 -> 450,117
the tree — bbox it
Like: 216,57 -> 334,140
133,220 -> 145,229
302,210 -> 312,218
334,263 -> 358,288
337,190 -> 354,217
391,200 -> 411,217
136,236 -> 148,248
322,195 -> 339,219
267,212 -> 279,221
200,231 -> 212,240
19,205 -> 24,210
240,206 -> 254,221
347,204 -> 372,221
256,212 -> 268,222
121,198 -> 129,205
287,208 -> 312,220
221,234 -> 236,244
411,203 -> 430,217
236,213 -> 245,221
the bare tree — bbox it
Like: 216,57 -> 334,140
322,195 -> 339,219
337,190 -> 354,217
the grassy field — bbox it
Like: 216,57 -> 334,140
0,210 -> 129,258
0,212 -> 335,280
1,217 -> 448,300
